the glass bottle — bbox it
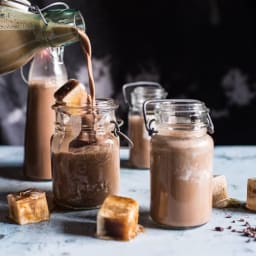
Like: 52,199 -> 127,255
23,47 -> 68,180
143,99 -> 214,228
122,81 -> 167,169
0,1 -> 85,74
51,98 -> 120,209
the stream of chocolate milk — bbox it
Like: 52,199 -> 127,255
78,29 -> 96,103
52,29 -> 120,208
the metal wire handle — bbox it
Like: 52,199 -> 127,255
2,0 -> 70,25
122,81 -> 162,107
111,120 -> 134,147
143,99 -> 167,136
143,99 -> 215,136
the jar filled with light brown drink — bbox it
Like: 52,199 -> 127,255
122,82 -> 167,169
143,99 -> 214,228
51,98 -> 120,209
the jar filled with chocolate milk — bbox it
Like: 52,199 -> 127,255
23,47 -> 68,180
143,99 -> 214,228
51,98 -> 120,209
122,81 -> 167,169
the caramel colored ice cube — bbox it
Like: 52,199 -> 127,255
54,79 -> 88,107
247,178 -> 256,211
212,174 -> 229,208
7,188 -> 50,225
96,195 -> 142,241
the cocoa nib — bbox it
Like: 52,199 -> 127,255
215,226 -> 224,232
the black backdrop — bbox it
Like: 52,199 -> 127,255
0,0 -> 256,145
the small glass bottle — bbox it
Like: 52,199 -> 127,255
143,99 -> 214,228
23,47 -> 68,180
122,81 -> 168,169
51,98 -> 120,209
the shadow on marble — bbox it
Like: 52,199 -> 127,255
62,219 -> 96,237
120,159 -> 149,171
214,205 -> 253,215
0,166 -> 26,181
120,159 -> 132,168
0,209 -> 9,224
139,209 -> 158,229
0,192 -> 10,224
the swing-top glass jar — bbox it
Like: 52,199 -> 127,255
143,99 -> 214,228
51,98 -> 120,209
122,81 -> 167,169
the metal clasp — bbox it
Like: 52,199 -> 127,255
122,81 -> 162,107
111,120 -> 134,147
207,113 -> 214,134
143,99 -> 215,136
143,99 -> 167,136
4,0 -> 70,25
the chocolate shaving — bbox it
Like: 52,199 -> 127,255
215,226 -> 224,232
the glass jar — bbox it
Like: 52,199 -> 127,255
122,81 -> 167,169
51,98 -> 120,209
143,99 -> 214,228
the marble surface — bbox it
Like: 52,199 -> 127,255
0,146 -> 256,256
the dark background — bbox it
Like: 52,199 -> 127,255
0,0 -> 256,145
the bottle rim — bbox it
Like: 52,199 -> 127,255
132,86 -> 167,96
155,99 -> 209,114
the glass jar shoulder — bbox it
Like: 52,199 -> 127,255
52,131 -> 119,154
151,131 -> 214,152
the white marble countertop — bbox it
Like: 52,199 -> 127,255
0,146 -> 256,256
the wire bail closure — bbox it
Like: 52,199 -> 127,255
4,0 -> 70,25
143,99 -> 167,136
143,99 -> 215,136
111,120 -> 134,147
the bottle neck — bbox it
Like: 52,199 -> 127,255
40,8 -> 85,47
43,24 -> 79,47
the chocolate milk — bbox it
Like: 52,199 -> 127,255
128,115 -> 150,168
150,130 -> 213,228
52,137 -> 120,209
24,81 -> 58,180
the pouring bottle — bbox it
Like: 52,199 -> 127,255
0,0 -> 85,74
